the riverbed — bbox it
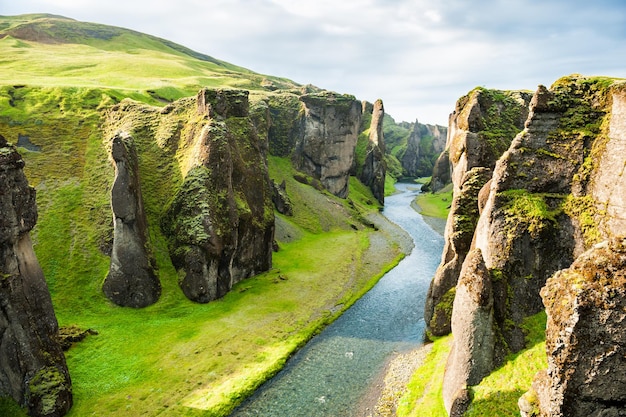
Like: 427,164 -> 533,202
231,183 -> 444,416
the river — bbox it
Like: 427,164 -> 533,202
231,183 -> 445,416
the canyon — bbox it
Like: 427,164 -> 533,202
0,13 -> 625,417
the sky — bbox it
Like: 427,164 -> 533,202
3,0 -> 626,125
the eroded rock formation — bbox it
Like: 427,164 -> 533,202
293,91 -> 362,198
401,121 -> 447,179
518,79 -> 626,417
359,99 -> 386,204
425,87 -> 531,337
437,76 -> 625,414
102,132 -> 161,308
519,238 -> 626,417
103,88 -> 275,304
0,135 -> 72,416
161,89 -> 274,303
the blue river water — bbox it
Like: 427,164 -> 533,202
231,183 -> 445,416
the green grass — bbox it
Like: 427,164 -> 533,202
397,311 -> 547,417
0,86 -> 401,416
0,15 -> 408,416
396,335 -> 451,417
0,15 -> 300,106
414,183 -> 453,219
465,311 -> 547,416
59,227 -> 403,416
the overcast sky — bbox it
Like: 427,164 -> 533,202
3,0 -> 626,125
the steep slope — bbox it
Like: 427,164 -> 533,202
438,75 -> 626,415
424,87 -> 531,336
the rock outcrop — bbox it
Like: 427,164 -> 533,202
293,91 -> 362,198
425,87 -> 531,337
161,89 -> 275,303
271,179 -> 293,216
104,88 -> 275,304
439,76 -> 623,413
518,79 -> 626,417
401,121 -> 447,179
0,136 -> 72,416
359,99 -> 386,204
519,238 -> 626,417
443,248 -> 496,415
102,132 -> 161,308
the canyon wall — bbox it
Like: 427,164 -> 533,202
104,88 -> 275,303
424,87 -> 531,336
0,136 -> 72,417
429,76 -> 626,415
401,121 -> 447,179
359,99 -> 386,204
293,91 -> 362,198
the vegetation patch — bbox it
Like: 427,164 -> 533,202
465,311 -> 547,416
499,189 -> 565,238
414,184 -> 453,219
562,194 -> 605,247
396,335 -> 452,417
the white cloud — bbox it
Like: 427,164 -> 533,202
3,0 -> 626,124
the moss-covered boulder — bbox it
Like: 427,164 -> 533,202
521,238 -> 626,417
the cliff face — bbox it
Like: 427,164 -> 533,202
518,79 -> 626,417
359,99 -> 386,204
401,121 -> 447,178
293,92 -> 362,198
437,76 -> 625,415
520,238 -> 626,417
104,88 -> 275,303
102,132 -> 161,307
425,88 -> 531,336
0,136 -> 72,416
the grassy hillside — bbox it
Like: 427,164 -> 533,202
0,14 -> 412,416
0,14 -> 302,103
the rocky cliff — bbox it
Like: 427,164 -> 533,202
424,87 -> 531,336
102,132 -> 161,307
520,238 -> 626,417
104,88 -> 275,303
293,91 -> 362,198
0,136 -> 72,416
401,121 -> 447,179
358,99 -> 386,204
435,75 -> 626,415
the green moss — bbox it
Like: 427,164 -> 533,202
429,287 -> 456,331
267,93 -> 301,156
28,366 -> 69,415
499,189 -> 566,238
562,194 -> 605,247
474,87 -> 529,160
